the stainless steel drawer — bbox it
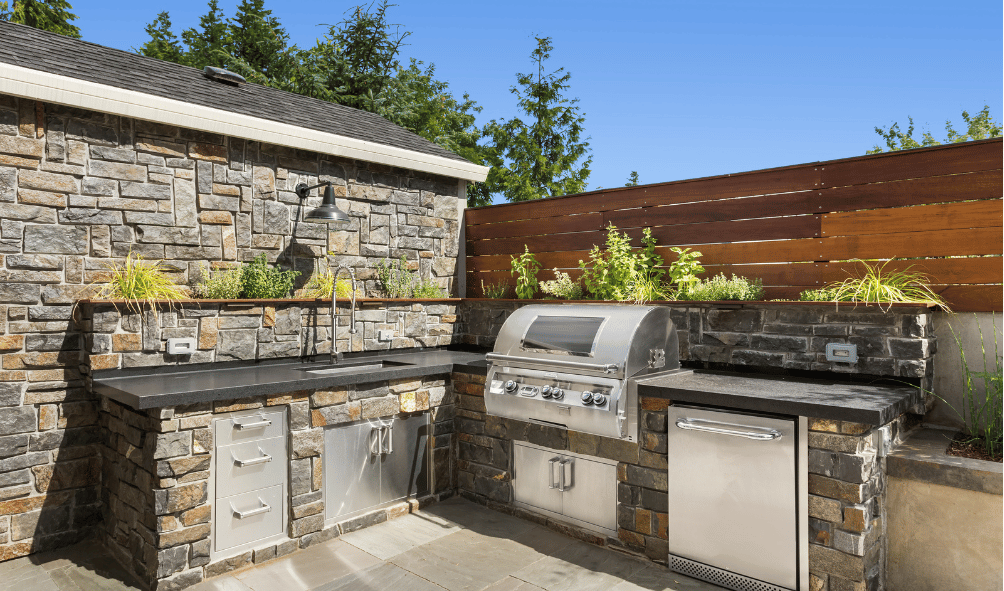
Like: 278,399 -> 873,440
215,410 -> 285,446
215,484 -> 285,552
215,437 -> 286,498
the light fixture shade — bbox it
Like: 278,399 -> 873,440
303,184 -> 350,224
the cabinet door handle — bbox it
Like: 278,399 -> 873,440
384,426 -> 393,454
675,418 -> 782,441
558,459 -> 570,492
232,447 -> 272,467
547,458 -> 559,489
369,427 -> 381,455
231,498 -> 270,519
233,415 -> 271,430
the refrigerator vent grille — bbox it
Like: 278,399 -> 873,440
670,555 -> 790,591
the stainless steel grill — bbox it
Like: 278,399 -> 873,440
484,304 -> 681,442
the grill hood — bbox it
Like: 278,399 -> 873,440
491,304 -> 680,379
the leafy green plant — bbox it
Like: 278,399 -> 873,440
96,252 -> 189,313
412,278 -> 446,298
378,256 -> 415,298
797,259 -> 949,312
539,269 -> 583,300
578,225 -> 671,302
297,264 -> 357,299
681,273 -> 764,301
949,316 -> 1002,458
667,247 -> 704,297
240,254 -> 299,299
510,246 -> 541,299
376,256 -> 446,298
480,279 -> 510,299
194,263 -> 243,299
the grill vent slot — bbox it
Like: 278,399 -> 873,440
670,555 -> 789,591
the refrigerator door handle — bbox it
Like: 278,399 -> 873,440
558,459 -> 571,492
675,418 -> 782,441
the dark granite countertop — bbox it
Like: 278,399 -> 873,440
636,369 -> 922,425
93,349 -> 488,409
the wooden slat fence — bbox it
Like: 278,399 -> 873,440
464,138 -> 1003,312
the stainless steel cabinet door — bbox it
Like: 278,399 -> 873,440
513,443 -> 562,515
668,406 -> 797,590
324,420 -> 384,521
559,455 -> 617,532
381,413 -> 430,504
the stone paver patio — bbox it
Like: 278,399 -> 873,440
0,498 -> 722,591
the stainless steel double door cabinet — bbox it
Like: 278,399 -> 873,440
512,441 -> 617,535
667,405 -> 801,591
324,413 -> 430,522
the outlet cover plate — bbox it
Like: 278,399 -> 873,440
825,343 -> 858,363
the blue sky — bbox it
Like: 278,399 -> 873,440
76,1 -> 1002,196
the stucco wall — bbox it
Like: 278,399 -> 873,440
928,312 -> 1002,430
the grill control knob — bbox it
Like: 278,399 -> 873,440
580,391 -> 594,405
504,380 -> 517,393
591,393 -> 607,406
551,389 -> 564,400
541,385 -> 552,398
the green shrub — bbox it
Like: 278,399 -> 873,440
510,246 -> 541,299
194,263 -> 243,299
480,279 -> 510,299
240,254 -> 299,299
96,252 -> 188,313
667,247 -> 704,297
412,278 -> 446,298
580,224 -> 654,301
797,259 -> 949,311
682,273 -> 764,301
539,269 -> 583,300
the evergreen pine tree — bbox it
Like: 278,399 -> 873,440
0,0 -> 80,38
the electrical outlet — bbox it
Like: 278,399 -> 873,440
825,343 -> 857,363
378,330 -> 394,342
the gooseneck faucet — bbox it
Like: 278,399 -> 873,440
331,265 -> 357,364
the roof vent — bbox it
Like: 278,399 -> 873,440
203,66 -> 246,86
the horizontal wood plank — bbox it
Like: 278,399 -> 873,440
466,212 -> 603,241
821,139 -> 1002,188
819,169 -> 1001,212
821,200 -> 1002,237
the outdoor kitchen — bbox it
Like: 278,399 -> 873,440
0,19 -> 1001,591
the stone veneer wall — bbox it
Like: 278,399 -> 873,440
452,369 -> 911,591
101,373 -> 453,591
0,90 -> 465,563
458,301 -> 936,393
80,301 -> 459,370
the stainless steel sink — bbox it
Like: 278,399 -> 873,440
294,360 -> 412,376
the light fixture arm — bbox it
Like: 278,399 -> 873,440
295,181 -> 332,200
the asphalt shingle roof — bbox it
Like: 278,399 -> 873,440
0,21 -> 470,164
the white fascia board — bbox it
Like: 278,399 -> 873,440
0,62 -> 490,182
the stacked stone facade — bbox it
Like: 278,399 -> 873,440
459,301 -> 936,391
100,373 -> 452,590
0,92 -> 464,565
80,301 -> 458,372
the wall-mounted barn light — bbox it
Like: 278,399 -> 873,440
295,182 -> 350,224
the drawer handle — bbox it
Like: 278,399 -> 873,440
232,447 -> 272,467
675,419 -> 782,441
233,416 -> 271,430
231,498 -> 271,519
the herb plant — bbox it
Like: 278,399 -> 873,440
578,224 -> 670,302
194,263 -> 243,299
480,279 -> 510,299
96,252 -> 189,313
412,278 -> 446,298
667,247 -> 704,296
797,259 -> 949,311
297,264 -> 357,299
377,257 -> 446,298
681,273 -> 764,301
240,254 -> 299,299
510,246 -> 541,299
539,269 -> 583,300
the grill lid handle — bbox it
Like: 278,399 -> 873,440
485,353 -> 620,375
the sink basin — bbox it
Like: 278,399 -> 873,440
294,360 -> 412,376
